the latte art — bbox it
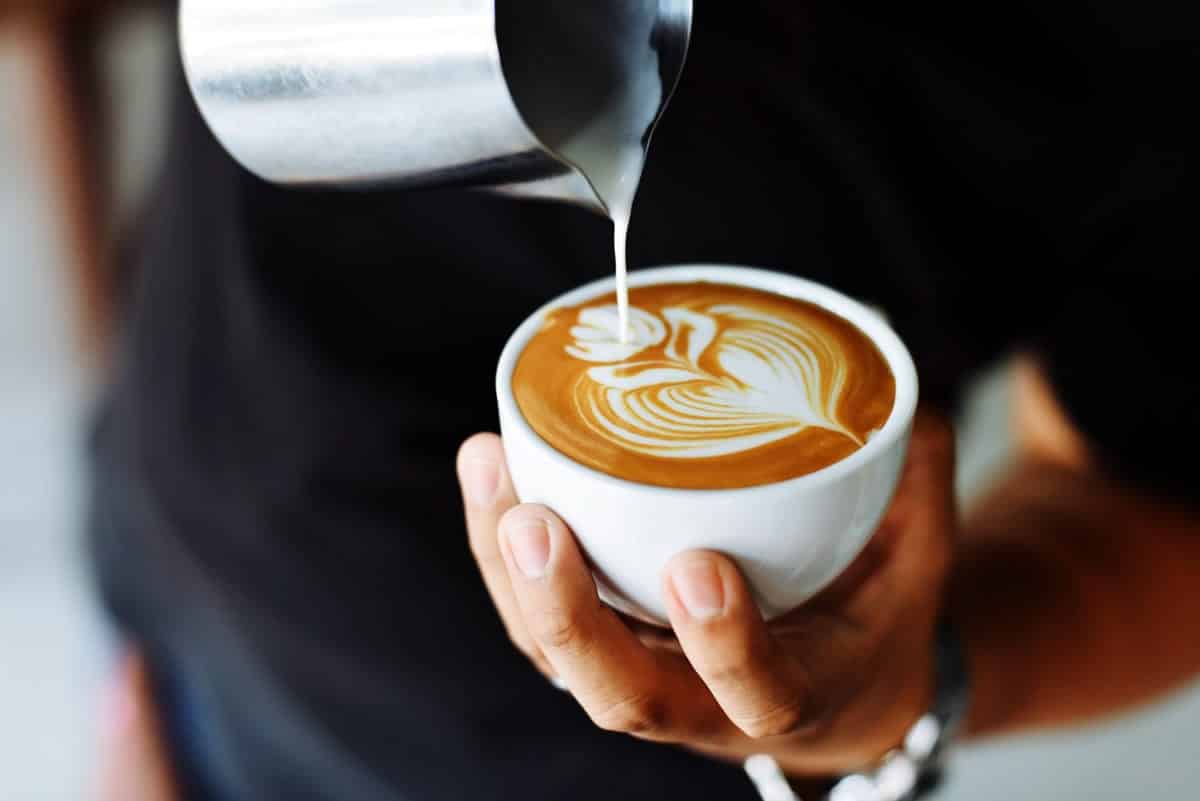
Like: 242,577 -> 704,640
514,282 -> 896,489
570,303 -> 860,459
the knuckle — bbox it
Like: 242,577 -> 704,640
736,695 -> 811,740
529,605 -> 588,652
701,640 -> 767,689
591,693 -> 669,736
702,664 -> 753,702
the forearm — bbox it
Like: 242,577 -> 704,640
951,458 -> 1200,737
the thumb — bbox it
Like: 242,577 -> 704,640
97,653 -> 180,801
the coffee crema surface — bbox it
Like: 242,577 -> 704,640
513,282 -> 896,489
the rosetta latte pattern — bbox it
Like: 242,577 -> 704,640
566,303 -> 862,459
512,281 -> 895,488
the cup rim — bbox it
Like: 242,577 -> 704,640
496,265 -> 919,497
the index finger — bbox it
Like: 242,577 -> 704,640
663,551 -> 817,740
458,434 -> 550,675
499,504 -> 730,742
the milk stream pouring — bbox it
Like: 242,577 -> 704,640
181,0 -> 693,340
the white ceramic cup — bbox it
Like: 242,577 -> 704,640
496,265 -> 919,624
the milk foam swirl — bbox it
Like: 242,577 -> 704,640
566,303 -> 862,459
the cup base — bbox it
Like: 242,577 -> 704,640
594,572 -> 668,627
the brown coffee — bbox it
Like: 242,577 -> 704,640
513,282 -> 895,489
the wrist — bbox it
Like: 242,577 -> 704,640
770,618 -> 970,801
833,617 -> 971,800
845,624 -> 941,767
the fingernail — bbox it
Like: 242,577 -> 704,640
505,520 -> 550,579
671,560 -> 725,621
462,458 -> 500,507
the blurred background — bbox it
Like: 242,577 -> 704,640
1,8 -> 1197,800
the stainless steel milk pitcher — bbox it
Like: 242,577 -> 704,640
179,0 -> 693,214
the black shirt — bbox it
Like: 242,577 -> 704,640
91,3 -> 1198,800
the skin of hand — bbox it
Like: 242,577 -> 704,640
98,653 -> 181,801
458,411 -> 956,776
